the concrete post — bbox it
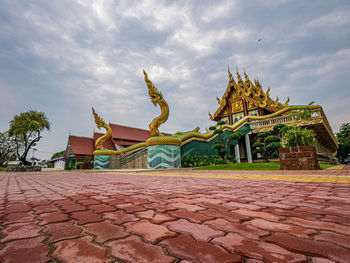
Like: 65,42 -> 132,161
245,133 -> 253,163
235,144 -> 241,163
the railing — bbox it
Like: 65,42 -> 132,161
120,147 -> 147,165
250,108 -> 323,130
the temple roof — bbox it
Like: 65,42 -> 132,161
109,123 -> 152,142
68,136 -> 95,155
93,132 -> 117,150
211,67 -> 290,120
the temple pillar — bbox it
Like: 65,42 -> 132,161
245,133 -> 252,163
235,144 -> 241,163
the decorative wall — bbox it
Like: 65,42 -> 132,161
93,155 -> 111,169
147,145 -> 181,169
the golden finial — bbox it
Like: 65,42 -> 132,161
228,65 -> 234,81
244,69 -> 249,83
236,66 -> 243,83
208,112 -> 214,120
285,97 -> 290,106
266,86 -> 270,97
275,96 -> 279,102
216,96 -> 221,105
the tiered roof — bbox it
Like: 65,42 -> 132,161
211,67 -> 290,120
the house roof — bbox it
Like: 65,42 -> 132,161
109,123 -> 152,142
68,136 -> 95,155
93,132 -> 117,150
67,123 -> 171,155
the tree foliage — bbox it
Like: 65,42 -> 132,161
289,101 -> 315,121
252,132 -> 281,162
336,123 -> 350,163
277,101 -> 317,148
210,121 -> 242,163
51,150 -> 65,160
282,127 -> 316,147
8,110 -> 50,165
0,131 -> 17,166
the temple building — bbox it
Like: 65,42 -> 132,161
64,124 -> 152,168
209,68 -> 337,163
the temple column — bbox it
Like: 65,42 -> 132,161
245,133 -> 252,163
235,144 -> 241,163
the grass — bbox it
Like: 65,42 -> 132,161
194,161 -> 335,170
0,167 -> 7,172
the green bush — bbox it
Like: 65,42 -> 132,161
75,161 -> 84,169
181,155 -> 223,167
283,127 -> 316,147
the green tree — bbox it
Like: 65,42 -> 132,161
8,110 -> 50,165
51,150 -> 65,160
210,121 -> 243,163
0,131 -> 17,166
210,121 -> 226,161
336,123 -> 350,163
289,101 -> 315,121
282,127 -> 316,147
252,131 -> 281,162
279,101 -> 317,148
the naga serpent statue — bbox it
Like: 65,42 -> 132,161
92,107 -> 112,149
143,70 -> 169,136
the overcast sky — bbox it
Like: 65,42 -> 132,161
1,0 -> 349,160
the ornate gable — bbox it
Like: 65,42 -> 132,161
210,67 -> 289,122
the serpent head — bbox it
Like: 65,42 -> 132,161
92,107 -> 105,128
143,69 -> 163,106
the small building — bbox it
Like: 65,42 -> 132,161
53,158 -> 66,170
65,123 -> 152,168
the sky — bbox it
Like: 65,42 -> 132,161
0,0 -> 349,160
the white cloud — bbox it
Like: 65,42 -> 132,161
0,0 -> 349,159
201,1 -> 238,23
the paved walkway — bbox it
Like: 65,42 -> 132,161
0,168 -> 350,262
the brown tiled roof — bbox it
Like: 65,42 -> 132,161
110,123 -> 152,142
113,139 -> 140,147
93,133 -> 117,150
68,136 -> 95,155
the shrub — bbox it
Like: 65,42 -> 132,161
181,155 -> 223,167
252,132 -> 281,162
75,161 -> 83,169
283,127 -> 316,147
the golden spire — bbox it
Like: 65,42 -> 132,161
284,97 -> 290,106
266,86 -> 270,97
228,65 -> 233,79
236,66 -> 243,84
244,68 -> 250,83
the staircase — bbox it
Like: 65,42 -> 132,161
110,147 -> 147,169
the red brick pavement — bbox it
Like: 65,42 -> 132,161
0,171 -> 350,262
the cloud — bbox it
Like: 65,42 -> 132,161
0,0 -> 349,160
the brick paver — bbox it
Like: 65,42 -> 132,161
0,168 -> 349,262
